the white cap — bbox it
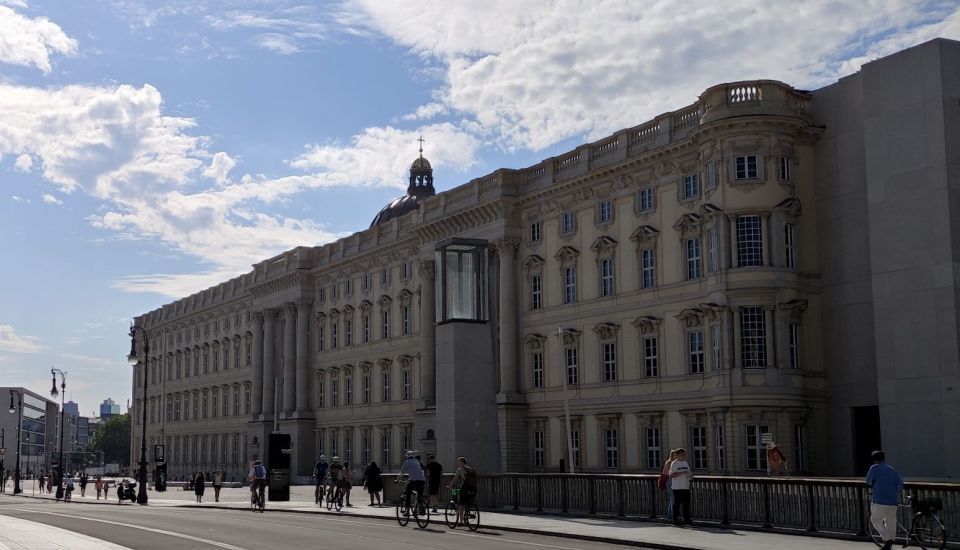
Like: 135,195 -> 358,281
406,450 -> 415,458
320,455 -> 327,460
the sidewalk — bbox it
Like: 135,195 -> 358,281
1,481 -> 866,550
0,514 -> 131,550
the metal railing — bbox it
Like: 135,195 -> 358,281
379,473 -> 959,544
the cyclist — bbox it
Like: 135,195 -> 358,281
327,456 -> 344,502
398,450 -> 426,512
447,456 -> 477,525
313,454 -> 329,504
248,459 -> 267,510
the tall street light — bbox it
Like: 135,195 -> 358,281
127,324 -> 149,505
8,389 -> 23,494
50,369 -> 66,500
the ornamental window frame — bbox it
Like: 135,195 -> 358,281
736,214 -> 764,267
681,174 -> 700,200
735,154 -> 760,180
637,186 -> 655,213
560,211 -> 577,235
739,305 -> 768,368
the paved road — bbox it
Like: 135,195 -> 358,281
0,498 -> 644,550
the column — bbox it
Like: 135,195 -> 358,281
295,299 -> 311,413
251,312 -> 264,419
262,309 -> 276,417
419,260 -> 437,404
283,303 -> 297,415
496,238 -> 520,394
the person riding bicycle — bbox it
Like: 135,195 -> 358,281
447,456 -> 477,525
248,459 -> 267,508
326,456 -> 344,501
398,450 -> 426,513
313,454 -> 329,504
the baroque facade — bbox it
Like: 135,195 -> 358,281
129,39 -> 960,480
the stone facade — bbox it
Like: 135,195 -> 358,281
129,39 -> 960,480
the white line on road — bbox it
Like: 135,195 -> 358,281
7,508 -> 251,550
447,530 -> 599,550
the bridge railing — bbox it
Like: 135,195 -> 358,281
379,472 -> 959,543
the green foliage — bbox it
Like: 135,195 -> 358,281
88,414 -> 131,466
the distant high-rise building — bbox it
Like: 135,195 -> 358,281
99,398 -> 121,418
64,400 -> 80,417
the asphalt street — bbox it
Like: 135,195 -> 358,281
0,498 -> 643,550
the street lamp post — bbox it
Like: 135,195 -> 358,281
50,369 -> 66,500
127,324 -> 150,505
8,389 -> 23,494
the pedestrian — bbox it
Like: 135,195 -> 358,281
661,449 -> 677,520
95,476 -> 103,499
80,472 -> 88,497
669,448 -> 692,526
766,443 -> 787,475
64,476 -> 74,502
342,462 -> 353,507
866,450 -> 903,550
194,470 -> 206,503
212,470 -> 223,502
363,460 -> 383,506
425,455 -> 444,513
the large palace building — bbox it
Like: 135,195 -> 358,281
129,39 -> 960,481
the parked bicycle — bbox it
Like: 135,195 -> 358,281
395,478 -> 430,528
869,495 -> 946,549
443,488 -> 480,531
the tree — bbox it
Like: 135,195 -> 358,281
88,414 -> 131,466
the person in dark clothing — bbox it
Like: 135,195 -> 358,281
79,472 -> 88,497
425,455 -> 444,513
194,470 -> 206,503
363,461 -> 383,506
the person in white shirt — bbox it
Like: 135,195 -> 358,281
669,448 -> 693,525
398,450 -> 425,509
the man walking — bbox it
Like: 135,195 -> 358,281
866,450 -> 903,550
669,448 -> 692,526
425,455 -> 443,513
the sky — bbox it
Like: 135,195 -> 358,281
1,0 -> 959,417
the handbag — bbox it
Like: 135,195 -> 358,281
657,472 -> 669,490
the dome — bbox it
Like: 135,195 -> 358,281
369,194 -> 423,227
370,140 -> 437,227
411,156 -> 432,170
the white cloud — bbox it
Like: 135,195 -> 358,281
255,33 -> 299,54
0,324 -> 43,353
0,4 -> 77,73
10,194 -> 29,203
14,152 -> 32,171
41,193 -> 62,205
203,151 -> 236,184
347,0 -> 960,150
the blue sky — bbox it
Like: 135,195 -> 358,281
1,0 -> 958,416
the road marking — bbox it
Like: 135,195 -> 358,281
448,530 -> 596,550
7,508 -> 250,550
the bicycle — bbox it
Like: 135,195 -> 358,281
395,479 -> 430,528
443,488 -> 480,531
250,482 -> 265,513
326,481 -> 344,512
869,495 -> 946,549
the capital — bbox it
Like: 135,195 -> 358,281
492,237 -> 520,258
418,259 -> 436,279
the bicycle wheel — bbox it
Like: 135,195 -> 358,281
868,520 -> 884,547
464,502 -> 480,531
444,499 -> 459,529
912,512 -> 947,550
326,490 -> 334,511
415,496 -> 430,529
335,491 -> 343,512
396,496 -> 410,527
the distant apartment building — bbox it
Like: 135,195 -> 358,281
99,398 -> 121,418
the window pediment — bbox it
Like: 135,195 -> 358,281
589,236 -> 618,258
525,333 -> 547,349
775,197 -> 802,220
523,254 -> 545,274
377,357 -> 393,369
342,304 -> 355,314
779,298 -> 808,321
629,225 -> 660,247
631,315 -> 661,335
700,203 -> 724,222
675,308 -> 704,327
396,288 -> 414,304
377,294 -> 393,308
554,246 -> 580,267
591,322 -> 620,340
698,302 -> 727,322
359,300 -> 373,312
560,328 -> 581,346
673,213 -> 702,238
327,308 -> 340,318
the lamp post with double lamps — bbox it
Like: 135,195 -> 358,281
49,369 -> 66,500
127,324 -> 150,505
8,389 -> 23,494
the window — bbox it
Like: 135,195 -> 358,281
784,224 -> 796,268
794,424 -> 807,472
570,429 -> 581,468
244,387 -> 250,414
381,371 -> 391,402
362,430 -> 371,465
707,228 -> 718,272
604,428 -> 619,468
789,323 -> 800,369
318,324 -> 325,351
532,351 -> 544,389
638,187 -> 654,212
688,330 -> 705,374
530,221 -> 542,243
381,310 -> 390,339
331,322 -> 338,349
561,211 -> 576,234
211,392 -> 218,418
598,200 -> 613,224
740,306 -> 767,367
690,426 -> 707,469
363,372 -> 371,404
565,347 -> 579,385
602,341 -> 617,382
599,258 -> 614,297
345,430 -> 353,465
530,274 -> 542,310
780,156 -> 791,182
233,387 -> 240,415
362,272 -> 371,292
402,369 -> 411,400
401,262 -> 411,279
331,379 -> 338,407
681,174 -> 700,199
222,391 -> 229,416
641,248 -> 655,289
401,427 -> 412,455
345,375 -> 353,405
381,268 -> 390,287
330,283 -> 338,299
745,425 -> 769,471
563,267 -> 577,304
318,288 -> 325,302
534,431 -> 545,467
345,319 -> 353,346
381,433 -> 391,466
735,155 -> 759,179
344,278 -> 352,296
711,325 -> 722,370
706,160 -> 718,189
644,337 -> 659,378
715,424 -> 726,471
402,306 -> 411,336
646,427 -> 661,469
686,238 -> 701,279
736,215 -> 763,267
362,315 -> 370,343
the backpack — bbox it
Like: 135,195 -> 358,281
254,464 -> 266,478
462,465 -> 478,490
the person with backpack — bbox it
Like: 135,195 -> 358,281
447,456 -> 477,526
248,460 -> 267,510
313,454 -> 329,505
